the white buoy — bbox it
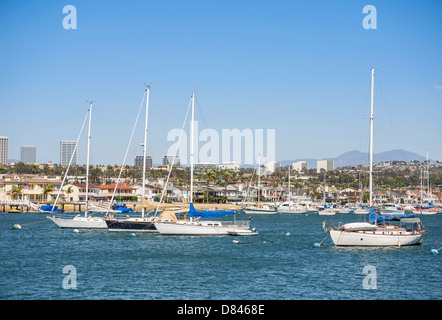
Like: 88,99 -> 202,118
284,232 -> 291,236
232,239 -> 239,244
12,224 -> 22,230
313,243 -> 320,248
129,233 -> 136,237
430,249 -> 438,254
73,229 -> 79,233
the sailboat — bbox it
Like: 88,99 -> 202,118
243,155 -> 277,215
317,173 -> 335,216
323,68 -> 426,246
47,102 -> 108,229
105,85 -> 159,232
154,93 -> 258,236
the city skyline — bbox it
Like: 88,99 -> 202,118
1,1 -> 441,165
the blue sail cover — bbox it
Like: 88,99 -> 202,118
369,206 -> 415,224
189,203 -> 234,218
41,205 -> 59,212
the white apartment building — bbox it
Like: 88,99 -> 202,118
264,161 -> 280,174
292,161 -> 308,173
317,160 -> 334,173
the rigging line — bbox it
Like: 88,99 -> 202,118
154,97 -> 192,216
194,94 -> 208,130
52,108 -> 90,212
94,108 -> 118,165
150,90 -> 169,154
106,89 -> 147,215
375,74 -> 405,161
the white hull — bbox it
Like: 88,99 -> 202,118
278,208 -> 307,214
47,215 -> 107,229
318,209 -> 336,216
329,229 -> 423,247
353,208 -> 369,215
243,209 -> 277,215
154,220 -> 252,236
412,210 -> 438,215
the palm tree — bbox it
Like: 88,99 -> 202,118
220,169 -> 236,203
203,168 -> 216,203
11,185 -> 24,200
65,186 -> 73,202
43,184 -> 55,202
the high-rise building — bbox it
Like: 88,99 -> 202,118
317,160 -> 334,173
134,155 -> 153,167
292,161 -> 308,173
20,145 -> 37,163
60,140 -> 77,166
162,155 -> 180,167
0,136 -> 8,164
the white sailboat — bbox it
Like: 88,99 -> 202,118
317,173 -> 336,216
154,93 -> 257,236
324,68 -> 426,246
243,155 -> 277,215
278,201 -> 308,214
48,102 -> 107,229
105,85 -> 159,232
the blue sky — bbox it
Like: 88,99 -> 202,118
1,0 -> 441,165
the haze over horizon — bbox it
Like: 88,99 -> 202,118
1,1 -> 441,165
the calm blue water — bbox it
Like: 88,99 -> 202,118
0,213 -> 441,300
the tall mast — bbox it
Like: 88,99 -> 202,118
142,85 -> 150,218
85,101 -> 92,217
426,150 -> 430,203
190,93 -> 195,204
369,68 -> 374,207
257,154 -> 261,206
288,165 -> 291,201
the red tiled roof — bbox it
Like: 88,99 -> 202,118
97,185 -> 136,190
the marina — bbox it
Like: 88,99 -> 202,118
1,0 -> 441,304
1,212 -> 441,300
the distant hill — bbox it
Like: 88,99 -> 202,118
280,149 -> 428,169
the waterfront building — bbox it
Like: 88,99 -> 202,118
134,155 -> 152,167
0,136 -> 8,164
0,174 -> 62,202
292,161 -> 308,173
317,160 -> 334,173
195,162 -> 217,169
60,141 -> 77,166
218,161 -> 240,171
20,145 -> 36,163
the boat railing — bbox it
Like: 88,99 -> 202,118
322,220 -> 338,232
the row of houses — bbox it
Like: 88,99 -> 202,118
1,174 -> 440,205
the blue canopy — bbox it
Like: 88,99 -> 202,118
189,203 -> 234,218
369,206 -> 415,224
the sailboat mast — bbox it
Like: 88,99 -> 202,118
257,154 -> 261,206
288,165 -> 291,201
142,85 -> 150,218
85,101 -> 92,217
369,68 -> 374,207
190,93 -> 195,204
